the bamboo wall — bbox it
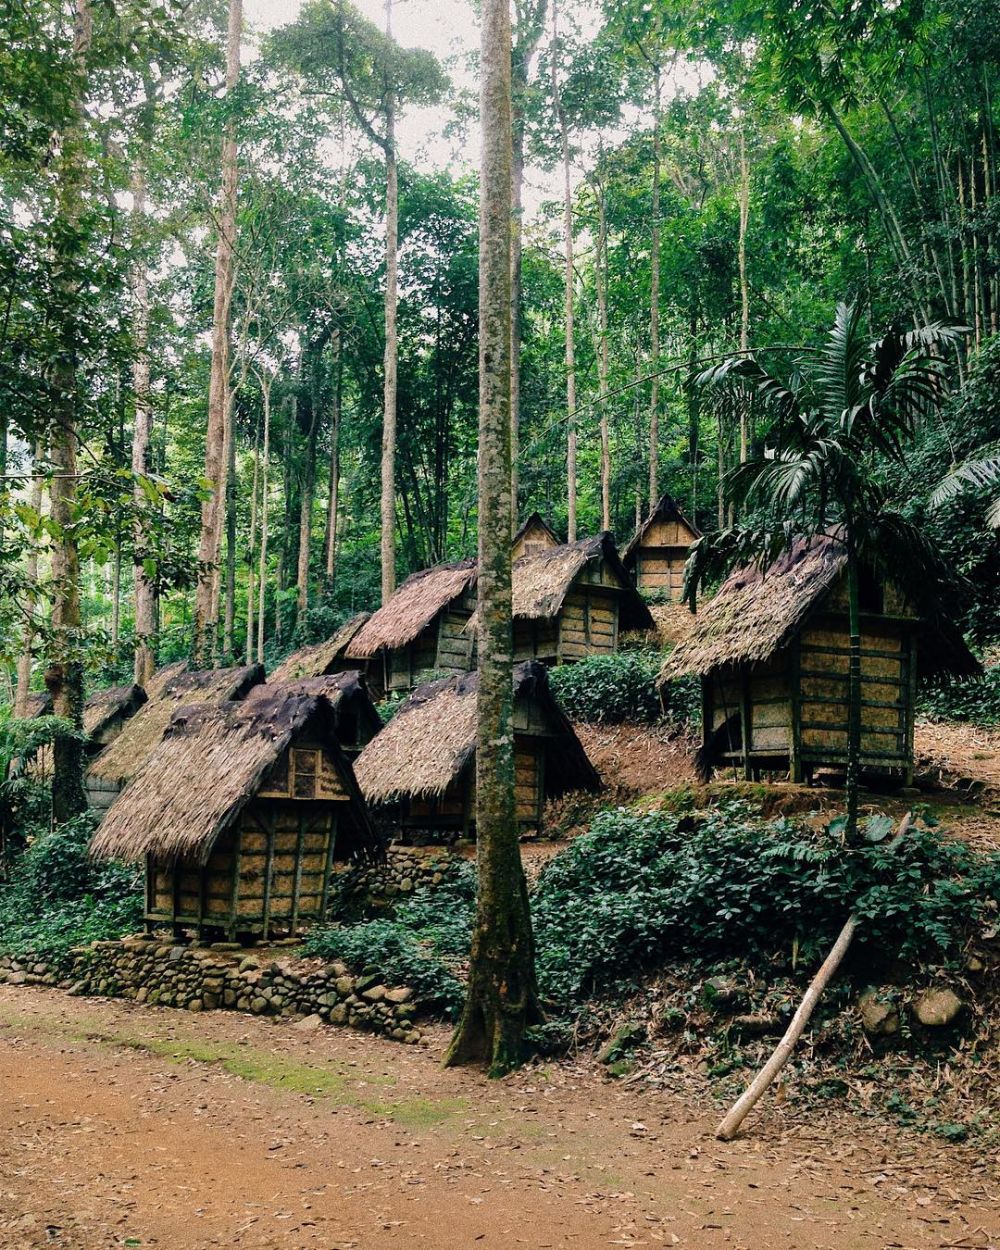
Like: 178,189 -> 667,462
632,519 -> 697,599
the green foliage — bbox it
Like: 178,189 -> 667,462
548,651 -> 662,724
304,863 -> 477,1015
919,666 -> 1000,725
0,813 -> 143,957
529,804 -> 1000,1016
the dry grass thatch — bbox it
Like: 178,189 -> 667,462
83,683 -> 147,739
346,560 -> 477,658
88,664 -> 264,785
622,492 -> 701,564
509,533 -> 654,630
90,692 -> 378,865
248,670 -> 381,742
145,660 -> 188,699
267,612 -> 370,684
17,692 -> 52,718
513,512 -> 559,550
660,533 -> 980,683
354,660 -> 600,805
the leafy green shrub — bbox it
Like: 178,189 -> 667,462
530,804 -> 1000,1015
304,864 -> 476,1014
0,813 -> 143,956
548,651 -> 662,724
919,665 -> 1000,725
659,672 -> 701,726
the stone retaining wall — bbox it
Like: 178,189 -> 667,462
0,938 -> 423,1043
342,845 -> 467,903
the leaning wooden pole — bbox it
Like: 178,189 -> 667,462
715,812 -> 912,1142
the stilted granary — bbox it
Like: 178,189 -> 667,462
354,661 -> 601,839
247,670 -> 381,758
86,664 -> 264,812
660,534 -> 980,783
83,683 -> 147,758
622,493 -> 701,599
266,612 -> 370,685
345,560 -> 478,694
504,533 -> 654,663
90,691 -> 380,941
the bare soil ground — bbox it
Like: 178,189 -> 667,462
2,986 -> 999,1250
574,722 -> 699,796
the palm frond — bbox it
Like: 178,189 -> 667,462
815,299 -> 867,425
930,451 -> 1000,528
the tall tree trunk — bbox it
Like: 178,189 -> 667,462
246,415 -> 260,666
47,0 -> 91,823
14,445 -> 45,718
131,156 -> 157,686
297,361 -> 321,621
649,64 -> 662,505
223,400 -> 237,660
737,124 -> 750,465
256,372 -> 272,665
595,171 -> 611,531
380,0 -> 398,603
551,0 -> 576,540
193,0 -> 242,664
445,0 -> 540,1074
324,333 -> 342,586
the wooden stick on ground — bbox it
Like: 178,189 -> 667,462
715,811 -> 913,1142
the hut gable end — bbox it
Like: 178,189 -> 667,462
346,560 -> 478,660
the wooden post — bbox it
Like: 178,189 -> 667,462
261,807 -> 276,941
290,809 -> 306,934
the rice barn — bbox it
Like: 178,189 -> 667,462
85,664 -> 264,812
345,560 -> 479,695
354,661 -> 601,840
661,533 -> 980,783
622,493 -> 701,600
90,691 -> 380,942
512,512 -> 560,561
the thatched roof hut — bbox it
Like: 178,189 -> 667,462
622,493 -> 701,599
87,664 -> 264,804
484,533 -> 654,663
660,533 -> 980,783
346,559 -> 479,694
248,670 -> 381,756
267,612 -> 370,684
83,683 -> 147,752
91,691 -> 379,940
512,512 -> 560,561
17,692 -> 52,718
355,661 -> 600,838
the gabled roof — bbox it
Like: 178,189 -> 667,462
17,692 -> 52,718
267,612 -> 370,684
83,683 -> 147,739
346,559 -> 477,658
248,670 -> 381,742
90,692 -> 379,866
509,533 -> 655,631
88,664 -> 264,785
354,660 -> 601,805
622,493 -> 701,564
145,660 -> 188,700
512,512 -> 560,551
660,533 -> 981,682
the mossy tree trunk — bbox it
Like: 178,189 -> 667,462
48,0 -> 92,823
444,0 -> 540,1075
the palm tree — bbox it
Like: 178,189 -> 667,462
930,446 -> 1000,530
688,300 -> 964,841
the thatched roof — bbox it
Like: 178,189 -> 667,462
91,692 -> 379,866
88,664 -> 264,785
268,612 -> 370,684
660,533 -> 981,682
83,683 -> 147,739
346,560 -> 477,658
355,660 -> 601,805
17,692 -> 52,718
248,670 -> 381,745
145,660 -> 188,700
622,492 -> 701,564
508,533 -> 654,631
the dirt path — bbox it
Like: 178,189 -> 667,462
1,988 -> 998,1250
